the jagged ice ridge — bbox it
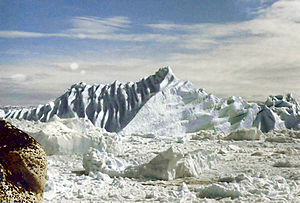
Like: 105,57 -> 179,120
3,67 -> 300,134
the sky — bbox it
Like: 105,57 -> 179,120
1,0 -> 300,106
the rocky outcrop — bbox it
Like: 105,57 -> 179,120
0,119 -> 47,202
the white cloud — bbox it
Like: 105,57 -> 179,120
67,16 -> 131,35
0,31 -> 67,38
10,74 -> 27,82
0,16 -> 179,42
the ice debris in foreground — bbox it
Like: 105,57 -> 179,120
7,117 -> 298,202
83,146 -> 217,181
83,148 -> 128,177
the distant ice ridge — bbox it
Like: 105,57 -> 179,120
3,66 -> 300,134
254,94 -> 300,132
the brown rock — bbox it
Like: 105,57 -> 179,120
0,119 -> 47,202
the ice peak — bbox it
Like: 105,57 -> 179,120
153,66 -> 177,89
70,82 -> 86,89
156,66 -> 175,77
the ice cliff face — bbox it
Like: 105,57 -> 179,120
5,67 -> 175,132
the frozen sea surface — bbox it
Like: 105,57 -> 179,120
8,118 -> 300,202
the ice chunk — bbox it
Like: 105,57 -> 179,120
175,150 -> 216,178
83,148 -> 128,177
224,128 -> 262,141
124,147 -> 216,180
125,147 -> 183,180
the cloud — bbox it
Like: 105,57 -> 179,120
67,16 -> 131,35
0,16 -> 178,42
0,73 -> 28,83
0,31 -> 67,38
0,16 -> 132,39
2,0 -> 300,105
10,74 -> 27,82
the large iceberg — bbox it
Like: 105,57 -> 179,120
3,67 -> 300,135
5,67 -> 175,132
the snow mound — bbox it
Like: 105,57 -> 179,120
124,147 -> 216,180
224,127 -> 262,141
254,94 -> 300,132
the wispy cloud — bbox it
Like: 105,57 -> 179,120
0,31 -> 67,38
0,16 -> 178,42
69,16 -> 131,34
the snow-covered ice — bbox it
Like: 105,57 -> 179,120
7,118 -> 300,202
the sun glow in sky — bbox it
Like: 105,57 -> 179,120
1,0 -> 300,106
70,62 -> 79,71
